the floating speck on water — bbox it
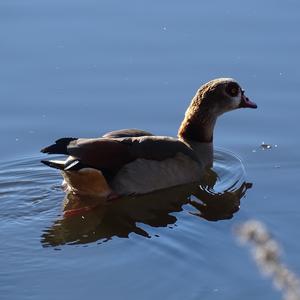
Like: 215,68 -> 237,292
260,142 -> 272,150
15,138 -> 19,142
253,142 -> 278,152
162,26 -> 167,31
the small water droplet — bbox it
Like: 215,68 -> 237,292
260,142 -> 272,150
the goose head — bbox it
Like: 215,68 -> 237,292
178,78 -> 257,143
209,78 -> 257,114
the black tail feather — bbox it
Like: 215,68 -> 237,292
40,137 -> 77,154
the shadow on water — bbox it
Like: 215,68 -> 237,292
41,181 -> 251,247
40,149 -> 252,247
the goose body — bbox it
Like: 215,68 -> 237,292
41,78 -> 257,197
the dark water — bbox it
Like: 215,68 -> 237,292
1,0 -> 300,299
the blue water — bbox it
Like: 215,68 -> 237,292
1,1 -> 300,299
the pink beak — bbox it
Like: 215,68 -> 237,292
240,93 -> 257,109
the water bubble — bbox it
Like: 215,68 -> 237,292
260,142 -> 272,150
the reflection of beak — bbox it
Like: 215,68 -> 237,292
239,93 -> 257,109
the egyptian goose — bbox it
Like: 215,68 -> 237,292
41,78 -> 257,198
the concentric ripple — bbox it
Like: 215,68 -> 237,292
209,148 -> 247,193
0,155 -> 63,220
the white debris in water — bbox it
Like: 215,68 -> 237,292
252,142 -> 278,152
236,220 -> 300,300
261,141 -> 272,150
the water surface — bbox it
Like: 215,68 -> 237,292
1,1 -> 300,299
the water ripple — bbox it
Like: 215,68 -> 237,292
0,155 -> 63,220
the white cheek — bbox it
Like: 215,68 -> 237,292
230,93 -> 242,109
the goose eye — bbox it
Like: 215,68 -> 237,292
225,82 -> 240,97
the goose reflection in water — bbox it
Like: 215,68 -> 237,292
41,167 -> 252,247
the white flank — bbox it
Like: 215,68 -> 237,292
111,153 -> 203,195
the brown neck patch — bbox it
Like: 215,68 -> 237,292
178,115 -> 216,143
178,87 -> 217,143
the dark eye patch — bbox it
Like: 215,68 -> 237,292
225,82 -> 240,97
